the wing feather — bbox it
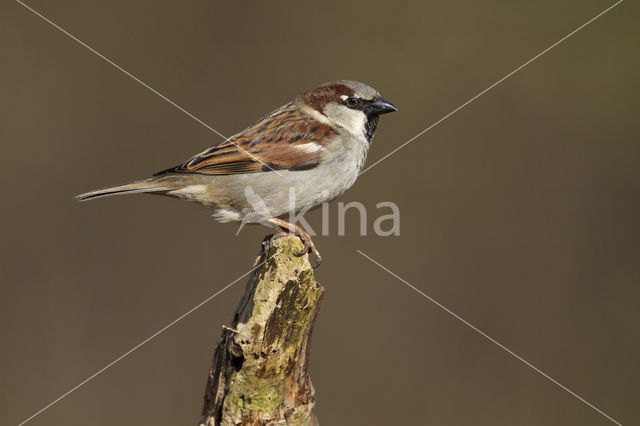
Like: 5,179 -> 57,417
155,103 -> 337,176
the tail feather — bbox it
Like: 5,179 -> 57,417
75,179 -> 172,201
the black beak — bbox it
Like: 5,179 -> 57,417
365,96 -> 398,115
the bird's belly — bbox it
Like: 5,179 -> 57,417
198,161 -> 360,222
226,164 -> 359,221
175,141 -> 368,223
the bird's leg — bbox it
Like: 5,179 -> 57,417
267,218 -> 322,268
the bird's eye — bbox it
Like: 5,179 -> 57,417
345,97 -> 359,108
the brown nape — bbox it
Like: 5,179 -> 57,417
300,83 -> 354,112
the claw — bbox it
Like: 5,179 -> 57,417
311,251 -> 322,269
294,238 -> 310,256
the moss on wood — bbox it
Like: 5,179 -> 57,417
201,236 -> 323,426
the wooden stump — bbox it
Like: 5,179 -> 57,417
200,236 -> 324,426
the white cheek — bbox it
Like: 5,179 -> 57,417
323,104 -> 366,137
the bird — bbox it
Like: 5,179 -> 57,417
76,80 -> 397,266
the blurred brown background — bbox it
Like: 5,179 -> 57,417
1,0 -> 638,425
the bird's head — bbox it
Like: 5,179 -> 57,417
297,80 -> 397,141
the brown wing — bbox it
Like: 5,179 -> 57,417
155,102 -> 338,176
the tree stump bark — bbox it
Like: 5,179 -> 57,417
200,236 -> 324,426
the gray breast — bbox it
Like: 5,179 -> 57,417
209,134 -> 369,223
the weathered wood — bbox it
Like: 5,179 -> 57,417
200,236 -> 324,426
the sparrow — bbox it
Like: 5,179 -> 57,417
76,80 -> 397,266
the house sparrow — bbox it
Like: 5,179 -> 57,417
77,80 -> 397,266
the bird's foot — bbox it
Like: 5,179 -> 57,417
266,218 -> 322,268
291,227 -> 322,269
